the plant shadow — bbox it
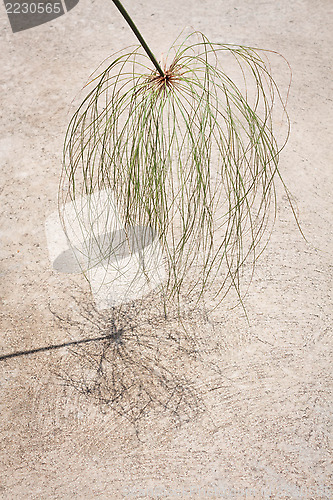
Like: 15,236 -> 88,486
51,289 -> 210,433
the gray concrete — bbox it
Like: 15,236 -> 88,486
0,0 -> 332,498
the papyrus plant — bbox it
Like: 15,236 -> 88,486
60,0 -> 294,310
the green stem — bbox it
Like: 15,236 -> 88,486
111,0 -> 165,77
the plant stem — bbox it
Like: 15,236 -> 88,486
111,0 -> 165,77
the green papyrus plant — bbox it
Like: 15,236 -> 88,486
60,0 -> 295,312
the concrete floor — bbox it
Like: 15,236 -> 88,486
0,0 -> 332,498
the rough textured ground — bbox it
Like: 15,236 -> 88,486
0,0 -> 332,498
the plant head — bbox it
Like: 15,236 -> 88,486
60,6 -> 293,313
